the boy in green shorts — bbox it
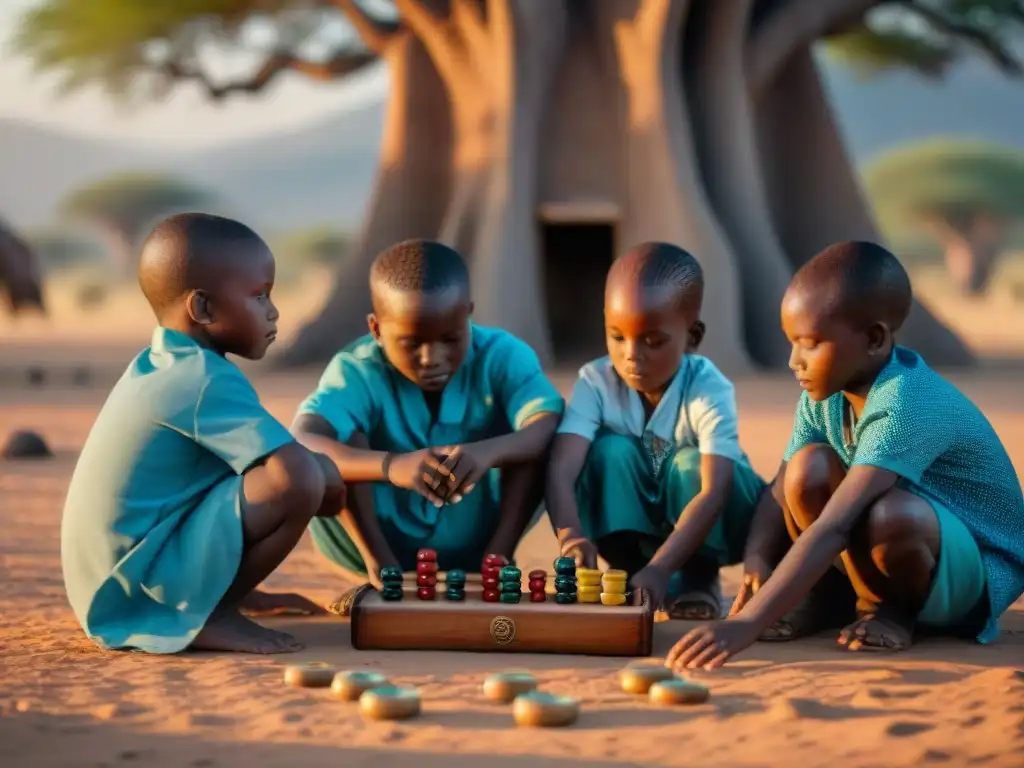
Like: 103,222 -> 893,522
668,241 -> 1024,671
546,242 -> 768,618
292,239 -> 563,597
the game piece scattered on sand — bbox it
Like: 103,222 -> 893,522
330,671 -> 389,701
619,663 -> 676,694
512,691 -> 579,727
283,663 -> 337,688
482,672 -> 538,703
359,685 -> 421,720
649,679 -> 710,706
1,429 -> 52,460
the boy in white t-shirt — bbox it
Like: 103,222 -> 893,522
546,242 -> 768,619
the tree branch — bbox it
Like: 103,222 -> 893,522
161,48 -> 377,101
746,0 -> 879,94
895,0 -> 1024,76
328,0 -> 402,54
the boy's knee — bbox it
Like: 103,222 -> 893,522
587,433 -> 638,470
271,444 -> 326,516
865,490 -> 939,557
666,449 -> 702,490
783,443 -> 844,528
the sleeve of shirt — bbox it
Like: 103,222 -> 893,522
492,335 -> 565,430
295,352 -> 380,443
686,365 -> 744,462
555,374 -> 603,442
191,369 -> 295,475
852,401 -> 949,484
782,392 -> 827,462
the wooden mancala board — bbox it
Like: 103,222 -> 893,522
348,581 -> 653,657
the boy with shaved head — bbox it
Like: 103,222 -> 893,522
292,239 -> 563,600
62,213 -> 345,655
547,242 -> 768,618
668,241 -> 1024,671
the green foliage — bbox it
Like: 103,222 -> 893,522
825,1 -> 1024,78
59,172 -> 212,238
863,139 -> 1024,230
274,225 -> 352,267
25,228 -> 106,273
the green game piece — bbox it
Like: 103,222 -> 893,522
380,588 -> 404,601
499,592 -> 522,604
552,556 -> 576,574
498,565 -> 521,582
445,569 -> 466,586
445,588 -> 466,601
553,575 -> 577,590
499,583 -> 522,594
379,565 -> 402,581
554,592 -> 576,605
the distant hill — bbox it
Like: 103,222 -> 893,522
1,57 -> 1023,233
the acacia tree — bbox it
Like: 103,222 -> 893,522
17,0 -> 1024,369
865,139 -> 1024,295
59,172 -> 213,277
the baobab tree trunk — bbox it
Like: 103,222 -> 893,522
0,218 -> 44,315
685,0 -> 792,368
601,0 -> 751,373
276,34 -> 452,367
468,0 -> 567,362
925,214 -> 1004,296
755,49 -> 973,365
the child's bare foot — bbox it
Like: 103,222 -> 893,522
837,606 -> 914,652
240,588 -> 326,617
191,609 -> 304,654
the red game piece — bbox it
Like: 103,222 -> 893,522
529,590 -> 547,602
416,573 -> 438,588
481,588 -> 500,602
417,548 -> 438,563
528,569 -> 547,581
481,575 -> 499,590
417,585 -> 436,600
482,553 -> 508,568
481,564 -> 501,580
416,561 -> 438,575
527,577 -> 546,592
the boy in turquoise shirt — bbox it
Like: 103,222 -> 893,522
62,213 -> 344,655
669,241 -> 1024,671
547,242 -> 768,619
292,239 -> 564,596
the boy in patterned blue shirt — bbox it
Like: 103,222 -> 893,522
62,214 -> 344,655
292,240 -> 563,599
668,241 -> 1024,671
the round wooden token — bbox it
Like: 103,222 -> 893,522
330,671 -> 389,701
283,662 -> 337,688
482,672 -> 538,703
359,686 -> 421,720
619,664 -> 676,694
649,679 -> 710,706
512,692 -> 579,728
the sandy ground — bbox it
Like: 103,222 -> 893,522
1,278 -> 1023,767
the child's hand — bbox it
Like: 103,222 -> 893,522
630,562 -> 672,611
664,618 -> 759,671
427,444 -> 494,503
387,450 -> 452,507
728,552 -> 773,616
557,529 -> 599,569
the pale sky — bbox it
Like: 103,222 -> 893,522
0,0 -> 389,148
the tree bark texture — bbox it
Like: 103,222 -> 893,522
0,218 -> 44,315
280,0 -> 972,371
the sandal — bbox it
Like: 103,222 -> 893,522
759,567 -> 857,642
325,585 -> 366,617
837,605 -> 914,652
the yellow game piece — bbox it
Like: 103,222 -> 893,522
577,575 -> 602,588
482,672 -> 538,703
649,679 -> 710,706
576,568 -> 602,580
512,692 -> 579,728
578,591 -> 600,603
577,584 -> 600,598
359,686 -> 421,720
600,592 -> 627,606
601,581 -> 627,595
330,670 -> 389,701
619,663 -> 675,694
283,662 -> 337,688
602,569 -> 627,581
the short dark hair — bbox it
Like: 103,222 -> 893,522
607,241 -> 704,310
790,241 -> 913,330
137,212 -> 264,315
369,239 -> 469,299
